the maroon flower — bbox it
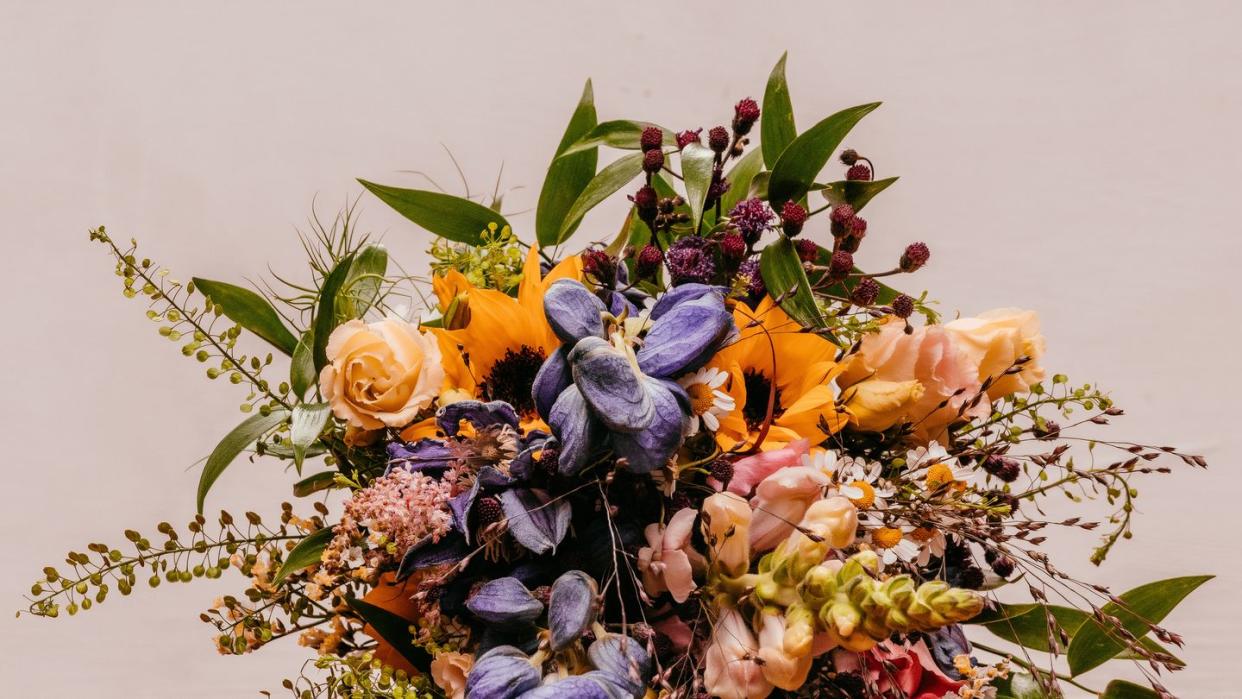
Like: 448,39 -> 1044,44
665,236 -> 717,286
900,242 -> 930,272
780,200 -> 807,236
795,238 -> 819,263
850,277 -> 879,306
728,198 -> 775,244
639,126 -> 664,152
891,294 -> 915,319
733,98 -> 761,135
707,126 -> 730,154
846,163 -> 872,181
642,148 -> 665,174
675,128 -> 702,150
720,232 -> 746,260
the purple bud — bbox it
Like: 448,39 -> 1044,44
675,128 -> 702,150
466,577 -> 544,626
548,570 -> 599,650
733,98 -> 761,135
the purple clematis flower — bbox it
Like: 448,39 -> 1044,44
534,278 -> 735,474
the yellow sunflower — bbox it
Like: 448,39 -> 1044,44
429,245 -> 581,421
709,297 -> 848,451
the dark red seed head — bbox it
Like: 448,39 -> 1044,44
642,148 -> 665,174
850,277 -> 879,306
640,126 -> 664,152
733,98 -> 761,135
829,250 -> 854,277
839,149 -> 861,166
846,216 -> 867,239
710,458 -> 735,486
476,496 -> 503,525
707,126 -> 730,154
795,238 -> 819,263
780,200 -> 807,236
900,242 -> 930,273
720,232 -> 746,260
635,244 -> 664,279
891,294 -> 915,319
989,555 -> 1016,578
676,128 -> 703,150
846,164 -> 872,181
829,204 -> 856,225
631,184 -> 658,213
582,248 -> 616,286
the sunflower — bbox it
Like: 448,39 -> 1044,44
431,245 -> 582,421
710,296 -> 848,451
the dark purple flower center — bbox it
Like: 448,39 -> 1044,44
485,346 -> 546,416
742,370 -> 783,430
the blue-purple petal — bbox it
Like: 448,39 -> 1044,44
588,634 -> 652,697
466,577 -> 544,626
600,289 -> 637,318
396,533 -> 468,580
499,488 -> 572,555
436,400 -> 519,436
636,294 -> 734,378
467,646 -> 542,699
548,386 -> 600,476
610,379 -> 687,473
448,479 -> 481,541
544,279 -> 607,345
518,677 -> 613,699
647,283 -> 725,320
548,570 -> 599,650
532,346 -> 573,420
386,438 -> 455,474
570,337 -> 653,433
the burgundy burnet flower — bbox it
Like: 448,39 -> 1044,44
796,238 -> 819,263
582,248 -> 617,287
640,126 -> 663,152
675,128 -> 702,150
635,244 -> 664,279
642,148 -> 665,174
665,235 -> 717,286
707,126 -> 730,154
780,200 -> 807,236
733,98 -> 761,135
728,198 -> 775,244
850,277 -> 880,306
736,258 -> 766,301
828,250 -> 854,281
891,293 -> 915,319
846,163 -> 872,181
829,203 -> 856,225
720,232 -> 746,260
900,242 -> 930,273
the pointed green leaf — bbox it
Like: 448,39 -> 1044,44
340,244 -> 388,319
290,330 -> 315,398
274,527 -> 333,584
680,142 -> 716,228
357,180 -> 509,245
981,603 -> 1089,653
196,409 -> 290,513
560,120 -> 675,157
290,402 -> 332,472
293,470 -> 338,498
759,237 -> 823,329
820,176 -> 899,212
718,147 -> 765,217
347,596 -> 433,673
312,254 -> 355,372
191,278 -> 298,356
1099,680 -> 1161,698
557,152 -> 645,242
537,80 -> 598,247
767,102 -> 881,207
761,52 -> 797,168
1067,575 -> 1212,676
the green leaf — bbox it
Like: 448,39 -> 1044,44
750,170 -> 771,200
1067,575 -> 1211,676
718,147 -> 765,217
293,471 -> 338,498
560,120 -> 675,157
681,142 -> 717,228
1115,637 -> 1184,668
274,527 -> 332,584
312,254 -> 355,372
346,596 -> 433,673
196,409 -> 289,513
820,176 -> 899,212
761,52 -> 797,168
767,102 -> 881,207
191,278 -> 297,356
1099,680 -> 1161,699
290,402 -> 332,472
537,80 -> 598,247
340,244 -> 388,319
357,180 -> 509,245
557,152 -> 645,242
290,330 -> 315,398
759,237 -> 823,329
981,603 -> 1089,653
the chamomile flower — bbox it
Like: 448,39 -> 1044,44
799,448 -> 838,478
831,457 -> 895,510
677,366 -> 736,436
906,444 -> 970,493
906,523 -> 948,566
867,526 -> 920,566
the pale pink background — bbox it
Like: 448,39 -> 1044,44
2,2 -> 1240,697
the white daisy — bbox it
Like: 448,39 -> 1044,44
799,448 -> 838,478
905,444 -> 970,493
907,525 -> 947,566
677,367 -> 735,436
869,526 -> 920,566
831,456 -> 896,510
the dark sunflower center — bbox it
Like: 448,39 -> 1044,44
485,345 -> 546,416
742,369 -> 783,430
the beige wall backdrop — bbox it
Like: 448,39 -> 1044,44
3,2 -> 1240,696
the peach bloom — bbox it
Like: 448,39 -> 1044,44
945,308 -> 1046,400
430,651 -> 473,699
704,606 -> 773,699
773,496 -> 859,574
637,508 -> 706,603
749,465 -> 830,553
702,492 -> 752,577
756,607 -> 814,690
719,438 -> 810,496
319,317 -> 445,430
838,318 -> 985,443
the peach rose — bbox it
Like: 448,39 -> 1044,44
319,317 -> 445,430
945,308 -> 1046,400
704,606 -> 773,699
430,651 -> 473,699
838,319 -> 985,442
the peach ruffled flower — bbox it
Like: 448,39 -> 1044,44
945,308 -> 1046,400
748,444 -> 833,553
430,651 -> 473,699
637,508 -> 706,603
704,606 -> 773,699
319,316 -> 445,430
702,492 -> 753,577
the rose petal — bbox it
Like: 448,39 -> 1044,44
637,295 -> 734,378
570,336 -> 653,433
547,386 -> 601,476
544,279 -> 607,344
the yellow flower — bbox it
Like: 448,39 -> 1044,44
319,317 -> 445,430
944,308 -> 1046,400
710,297 -> 847,451
431,245 -> 581,421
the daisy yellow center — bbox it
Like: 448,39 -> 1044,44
909,526 -> 937,543
847,481 -> 876,509
926,463 -> 956,491
685,382 -> 716,416
871,527 -> 903,549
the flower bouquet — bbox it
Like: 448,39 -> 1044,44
26,55 -> 1211,699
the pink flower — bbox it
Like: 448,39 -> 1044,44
945,308 -> 1046,400
831,640 -> 963,699
749,465 -> 830,552
637,508 -> 706,603
704,606 -> 773,699
718,438 -> 810,495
